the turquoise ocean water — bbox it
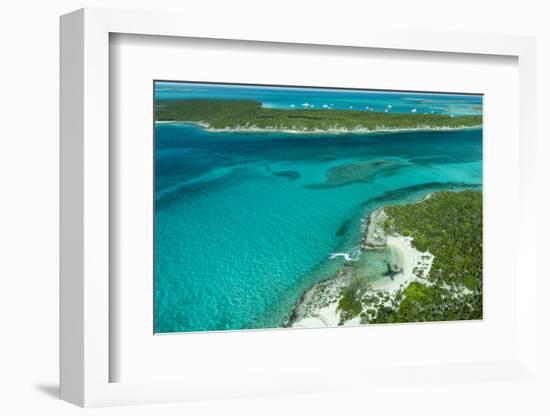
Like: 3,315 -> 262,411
154,83 -> 482,333
155,81 -> 482,115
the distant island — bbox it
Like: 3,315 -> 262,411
155,99 -> 482,133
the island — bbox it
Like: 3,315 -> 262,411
155,99 -> 482,133
287,190 -> 483,327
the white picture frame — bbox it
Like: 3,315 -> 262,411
60,7 -> 538,407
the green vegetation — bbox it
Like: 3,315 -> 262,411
155,99 -> 482,132
338,277 -> 370,321
373,190 -> 483,323
385,190 -> 482,287
332,190 -> 482,324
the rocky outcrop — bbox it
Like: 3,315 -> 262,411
363,209 -> 388,248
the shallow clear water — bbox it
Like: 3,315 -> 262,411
154,123 -> 482,333
155,81 -> 482,116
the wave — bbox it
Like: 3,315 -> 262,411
329,246 -> 362,262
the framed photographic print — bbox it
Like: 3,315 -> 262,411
60,7 -> 539,408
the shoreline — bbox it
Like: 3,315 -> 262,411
288,205 -> 434,328
288,189 -> 483,328
155,120 -> 482,135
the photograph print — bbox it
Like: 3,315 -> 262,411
154,81 -> 483,333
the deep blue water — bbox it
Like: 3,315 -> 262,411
155,81 -> 482,116
154,123 -> 482,333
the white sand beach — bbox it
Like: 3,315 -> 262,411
291,301 -> 341,328
369,235 -> 433,294
156,120 -> 481,135
203,124 -> 481,135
